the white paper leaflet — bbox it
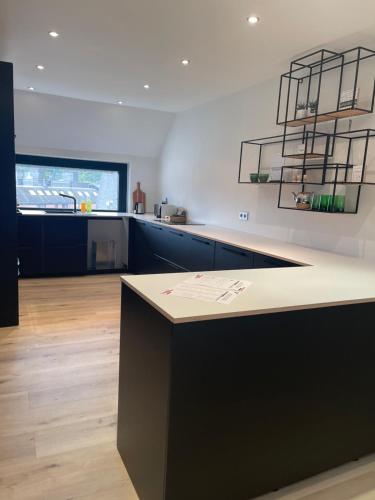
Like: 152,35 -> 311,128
161,273 -> 251,304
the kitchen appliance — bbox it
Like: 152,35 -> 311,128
135,202 -> 145,214
154,203 -> 161,218
160,204 -> 177,218
92,240 -> 116,270
292,191 -> 314,210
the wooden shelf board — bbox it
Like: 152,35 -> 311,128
279,206 -> 357,214
280,108 -> 371,127
328,108 -> 370,119
283,153 -> 325,159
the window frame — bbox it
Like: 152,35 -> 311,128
15,155 -> 127,213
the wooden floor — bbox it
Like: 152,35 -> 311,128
1,275 -> 375,500
0,275 -> 138,500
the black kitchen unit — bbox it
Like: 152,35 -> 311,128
0,61 -> 18,327
118,287 -> 375,500
18,213 -> 130,277
18,216 -> 88,277
128,218 -> 297,273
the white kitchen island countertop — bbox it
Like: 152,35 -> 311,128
121,214 -> 375,324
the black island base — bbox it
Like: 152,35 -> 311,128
117,284 -> 375,500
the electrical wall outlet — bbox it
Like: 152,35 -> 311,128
239,211 -> 249,221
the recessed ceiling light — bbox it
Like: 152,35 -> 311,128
143,84 -> 150,89
247,15 -> 260,24
117,100 -> 124,105
48,31 -> 60,38
181,59 -> 190,66
36,65 -> 45,71
27,86 -> 35,91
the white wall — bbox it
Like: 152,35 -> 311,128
14,90 -> 175,212
159,77 -> 375,260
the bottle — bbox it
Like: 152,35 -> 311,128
80,201 -> 87,213
87,199 -> 92,213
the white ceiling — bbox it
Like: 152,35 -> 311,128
1,0 -> 375,112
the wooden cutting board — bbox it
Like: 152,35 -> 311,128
132,182 -> 146,210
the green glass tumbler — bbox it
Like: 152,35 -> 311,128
312,194 -> 321,211
333,195 -> 345,213
320,194 -> 333,212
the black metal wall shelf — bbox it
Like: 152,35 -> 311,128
280,108 -> 371,128
277,47 -> 375,129
239,46 -> 375,214
238,131 -> 331,184
277,183 -> 362,215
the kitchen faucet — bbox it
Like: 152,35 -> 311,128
59,193 -> 77,213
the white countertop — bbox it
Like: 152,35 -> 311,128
120,214 -> 375,324
18,209 -> 129,218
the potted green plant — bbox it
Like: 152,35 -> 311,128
296,102 -> 307,120
308,99 -> 318,116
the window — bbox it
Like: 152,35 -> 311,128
16,155 -> 127,212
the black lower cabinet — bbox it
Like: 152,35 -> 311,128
18,216 -> 44,277
118,287 -> 375,500
214,243 -> 253,270
162,228 -> 187,268
129,220 -> 298,275
152,254 -> 187,273
44,245 -> 87,275
183,235 -> 215,271
18,216 -> 88,276
253,252 -> 296,268
129,221 -> 215,274
128,219 -> 155,274
44,218 -> 88,275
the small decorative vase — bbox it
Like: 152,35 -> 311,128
296,109 -> 307,120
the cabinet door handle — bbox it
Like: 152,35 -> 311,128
169,230 -> 184,237
221,246 -> 247,257
151,225 -> 163,231
154,254 -> 189,272
191,237 -> 210,246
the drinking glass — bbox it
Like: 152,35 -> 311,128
333,195 -> 345,213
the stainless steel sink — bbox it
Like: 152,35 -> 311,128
44,209 -> 77,214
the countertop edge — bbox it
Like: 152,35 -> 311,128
121,276 -> 375,324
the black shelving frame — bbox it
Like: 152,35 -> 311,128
277,47 -> 375,128
238,130 -> 333,184
239,45 -> 375,214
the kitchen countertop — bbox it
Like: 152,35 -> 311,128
18,209 -> 130,218
120,213 -> 375,324
19,209 -> 375,322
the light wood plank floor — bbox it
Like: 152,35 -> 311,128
0,275 -> 138,500
1,275 -> 375,499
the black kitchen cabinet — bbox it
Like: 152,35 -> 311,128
147,223 -> 165,256
152,254 -> 187,274
128,220 -> 299,275
162,228 -> 188,268
44,217 -> 87,275
18,216 -> 87,277
0,62 -> 18,326
44,217 -> 87,247
18,216 -> 44,277
129,221 -> 214,274
183,235 -> 215,271
214,243 -> 254,270
44,245 -> 87,275
253,253 -> 296,268
128,219 -> 154,274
